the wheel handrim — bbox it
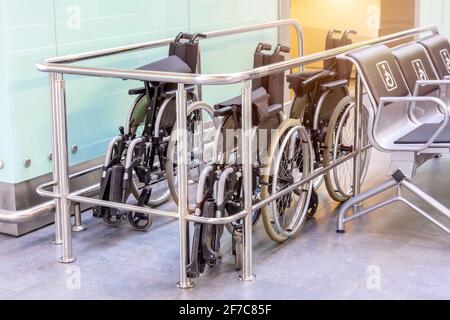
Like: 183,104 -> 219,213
269,127 -> 313,238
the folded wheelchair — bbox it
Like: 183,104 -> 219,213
93,32 -> 215,231
337,33 -> 450,234
182,42 -> 318,278
287,29 -> 372,205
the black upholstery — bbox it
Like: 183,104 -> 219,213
286,70 -> 331,97
392,42 -> 439,96
252,48 -> 287,106
321,79 -> 348,91
137,55 -> 191,73
395,122 -> 450,144
169,41 -> 199,74
418,34 -> 450,79
215,87 -> 269,109
347,45 -> 410,105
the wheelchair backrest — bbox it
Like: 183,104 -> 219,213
347,45 -> 410,106
252,44 -> 289,106
392,42 -> 440,96
324,29 -> 342,70
418,34 -> 450,79
169,40 -> 199,74
337,32 -> 356,82
324,29 -> 355,82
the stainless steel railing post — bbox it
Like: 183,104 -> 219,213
72,202 -> 87,232
55,76 -> 76,264
49,73 -> 63,245
240,80 -> 256,282
176,83 -> 194,289
353,73 -> 363,201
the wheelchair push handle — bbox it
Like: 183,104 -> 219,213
326,28 -> 342,41
191,33 -> 207,43
342,29 -> 357,40
274,44 -> 291,55
256,43 -> 272,53
175,32 -> 208,44
175,32 -> 193,43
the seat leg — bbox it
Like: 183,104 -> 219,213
337,177 -> 400,233
337,170 -> 450,235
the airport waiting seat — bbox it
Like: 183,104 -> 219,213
336,43 -> 450,235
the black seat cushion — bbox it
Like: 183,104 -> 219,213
392,42 -> 439,96
346,45 -> 410,105
418,34 -> 450,79
215,87 -> 269,109
137,55 -> 192,73
287,70 -> 330,97
395,122 -> 450,144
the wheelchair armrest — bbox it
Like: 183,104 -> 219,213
414,79 -> 450,100
301,70 -> 335,87
375,96 -> 449,152
321,79 -> 348,91
214,105 -> 236,117
258,104 -> 283,122
128,87 -> 146,95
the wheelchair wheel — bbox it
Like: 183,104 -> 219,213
127,211 -> 153,231
126,93 -> 147,136
166,102 -> 218,207
125,94 -> 173,207
261,119 -> 314,243
223,175 -> 262,235
323,96 -> 371,202
130,171 -> 171,208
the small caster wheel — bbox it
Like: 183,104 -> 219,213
128,211 -> 153,231
306,189 -> 319,218
102,210 -> 124,227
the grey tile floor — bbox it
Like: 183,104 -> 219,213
0,151 -> 449,300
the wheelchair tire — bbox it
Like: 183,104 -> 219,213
261,119 -> 315,243
127,211 -> 153,231
323,96 -> 371,202
166,102 -> 218,207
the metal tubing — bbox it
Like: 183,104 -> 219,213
50,74 -> 63,245
36,164 -> 102,199
72,203 -> 87,232
175,83 -> 194,289
0,201 -> 56,224
36,26 -> 437,86
45,19 -> 303,64
337,178 -> 399,231
253,144 -> 372,211
400,198 -> 450,234
353,73 -> 363,199
343,197 -> 400,224
68,194 -> 177,219
0,182 -> 100,224
240,80 -> 255,282
401,180 -> 450,219
54,76 -> 76,264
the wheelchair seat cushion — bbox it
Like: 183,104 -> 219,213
418,34 -> 450,79
346,45 -> 410,105
392,42 -> 439,96
215,87 -> 269,109
215,87 -> 282,125
394,122 -> 450,144
287,70 -> 329,97
137,55 -> 192,74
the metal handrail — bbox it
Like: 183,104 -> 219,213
36,25 -> 438,85
35,18 -> 442,288
44,19 -> 303,64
